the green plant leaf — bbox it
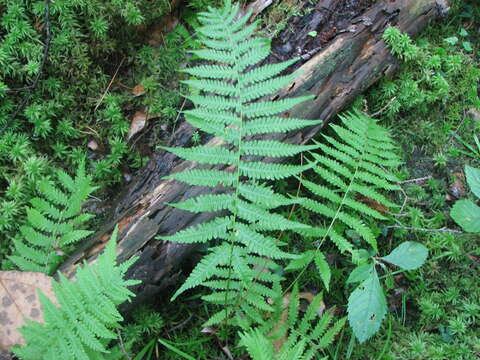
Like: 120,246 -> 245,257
381,241 -> 428,270
314,251 -> 331,291
462,41 -> 473,52
285,250 -> 314,270
157,338 -> 195,360
465,165 -> 480,199
346,263 -> 375,284
347,269 -> 387,343
451,199 -> 480,233
444,36 -> 458,45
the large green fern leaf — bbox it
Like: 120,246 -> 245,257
159,0 -> 318,326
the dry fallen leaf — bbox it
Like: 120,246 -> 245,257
87,139 -> 99,151
127,110 -> 148,140
0,271 -> 57,352
132,84 -> 146,96
449,171 -> 466,199
356,194 -> 390,214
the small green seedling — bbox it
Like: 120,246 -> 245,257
451,165 -> 480,233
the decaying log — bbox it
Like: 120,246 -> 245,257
58,0 -> 450,307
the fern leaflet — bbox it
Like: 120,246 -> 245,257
9,162 -> 97,275
239,284 -> 345,360
298,110 -> 401,256
12,227 -> 140,360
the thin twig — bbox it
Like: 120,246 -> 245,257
0,0 -> 52,132
94,57 -> 125,111
168,97 -> 187,143
370,96 -> 397,118
385,225 -> 462,234
168,313 -> 193,332
399,175 -> 432,184
116,329 -> 132,360
396,183 -> 410,216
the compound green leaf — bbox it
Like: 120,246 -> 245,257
285,250 -> 314,271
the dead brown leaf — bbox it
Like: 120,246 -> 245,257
0,271 -> 58,352
127,110 -> 148,140
356,194 -> 389,214
449,171 -> 466,199
132,84 -> 146,96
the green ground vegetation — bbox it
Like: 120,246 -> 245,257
0,0 -> 479,359
0,0 -> 220,264
120,2 -> 480,359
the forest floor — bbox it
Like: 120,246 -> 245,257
0,0 -> 478,359
124,2 -> 480,359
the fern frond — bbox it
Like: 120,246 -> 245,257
239,162 -> 312,180
13,228 -> 140,360
165,169 -> 236,187
159,0 -> 318,327
239,183 -> 300,209
10,162 -> 95,275
241,140 -> 317,157
239,284 -> 346,360
159,216 -> 232,243
239,329 -> 276,360
243,117 -> 322,136
171,243 -> 232,300
300,110 -> 401,254
170,193 -> 235,213
183,108 -> 241,125
243,96 -> 313,118
185,116 -> 238,144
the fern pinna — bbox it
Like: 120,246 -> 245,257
298,110 -> 401,257
239,284 -> 345,360
13,227 -> 140,360
291,111 -> 403,342
159,1 -> 320,326
9,163 -> 96,275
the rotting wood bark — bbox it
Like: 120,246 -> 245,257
58,0 -> 450,308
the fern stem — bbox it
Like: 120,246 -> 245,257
221,27 -> 245,333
